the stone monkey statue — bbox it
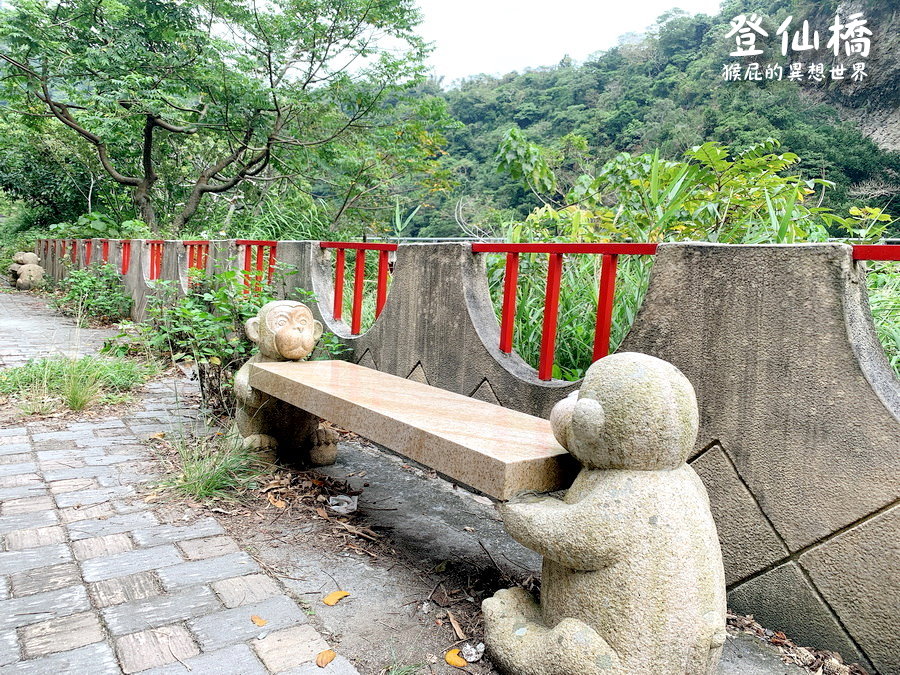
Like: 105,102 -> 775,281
482,352 -> 726,675
233,300 -> 337,466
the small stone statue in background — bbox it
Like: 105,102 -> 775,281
233,300 -> 337,466
483,352 -> 726,675
8,252 -> 44,291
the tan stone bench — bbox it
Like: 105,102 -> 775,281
248,360 -> 576,500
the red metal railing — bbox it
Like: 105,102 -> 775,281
100,239 -> 110,263
83,239 -> 92,265
148,240 -> 164,280
471,243 -> 659,380
69,239 -> 77,264
121,241 -> 132,275
853,244 -> 900,261
320,242 -> 398,335
183,241 -> 210,271
236,240 -> 277,292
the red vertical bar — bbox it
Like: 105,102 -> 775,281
121,241 -> 131,275
84,240 -> 92,265
102,240 -> 109,262
538,253 -> 564,380
499,252 -> 519,353
592,254 -> 619,361
70,240 -> 77,263
351,249 -> 366,335
267,244 -> 277,282
332,248 -> 345,320
242,243 -> 252,288
375,250 -> 389,317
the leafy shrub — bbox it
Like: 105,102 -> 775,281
105,268 -> 347,417
55,263 -> 131,323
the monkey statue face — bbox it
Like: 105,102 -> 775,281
245,300 -> 323,361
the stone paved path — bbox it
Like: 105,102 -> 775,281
0,292 -> 357,674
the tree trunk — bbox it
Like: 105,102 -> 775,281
133,182 -> 157,232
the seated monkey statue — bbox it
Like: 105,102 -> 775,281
482,352 -> 726,675
233,300 -> 337,466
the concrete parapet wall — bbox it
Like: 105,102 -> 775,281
36,238 -> 899,673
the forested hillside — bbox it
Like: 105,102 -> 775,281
413,0 -> 900,237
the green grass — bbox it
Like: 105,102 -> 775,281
158,432 -> 268,500
0,355 -> 156,413
866,262 -> 900,376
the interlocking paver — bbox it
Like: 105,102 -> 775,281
253,625 -> 329,672
0,495 -> 54,515
0,543 -> 70,575
281,655 -> 359,675
213,574 -> 281,608
89,570 -> 161,608
0,453 -> 31,465
18,610 -> 104,658
116,625 -> 200,674
102,584 -> 222,635
139,643 -> 268,675
72,532 -> 134,561
157,551 -> 259,590
131,517 -> 225,547
4,525 -> 66,551
177,535 -> 240,560
10,563 -> 81,597
0,631 -> 17,667
81,544 -> 183,582
67,510 -> 158,540
48,477 -> 98,494
0,586 -> 90,630
0,510 -> 57,534
59,502 -> 115,524
55,485 -> 135,508
189,595 -> 307,650
0,641 -> 120,674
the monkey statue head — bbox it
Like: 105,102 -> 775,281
245,300 -> 323,361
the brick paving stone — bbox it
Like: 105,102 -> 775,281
0,446 -> 31,458
59,501 -> 115,524
31,431 -> 82,442
281,655 -> 359,675
0,586 -> 90,630
189,595 -> 307,651
0,510 -> 57,534
0,631 -> 17,667
0,543 -> 70,575
0,578 -> 7,600
84,453 -> 141,465
72,532 -> 134,561
0,474 -> 42,490
102,584 -> 222,636
66,510 -> 158,540
1,495 -> 54,515
177,535 -> 240,561
0,429 -> 26,438
139,643 -> 268,675
37,459 -> 85,472
4,525 -> 65,551
35,448 -> 101,462
212,574 -> 281,608
43,466 -> 116,482
116,624 -> 200,674
157,551 -> 259,590
19,610 -> 104,658
253,624 -> 330,672
89,570 -> 160,608
81,544 -> 183,582
0,485 -> 47,501
10,563 -> 81,597
0,463 -> 36,478
55,485 -> 135,508
0,454 -> 31,465
131,517 -> 224,547
48,478 -> 98,494
0,641 -> 120,674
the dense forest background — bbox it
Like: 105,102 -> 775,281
410,0 -> 900,237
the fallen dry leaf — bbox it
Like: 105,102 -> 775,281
444,649 -> 467,668
315,649 -> 336,667
447,611 -> 467,640
322,590 -> 350,606
250,615 -> 267,627
267,493 -> 287,509
315,507 -> 329,519
148,431 -> 166,439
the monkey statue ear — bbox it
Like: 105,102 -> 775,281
313,319 -> 323,342
245,317 -> 261,344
